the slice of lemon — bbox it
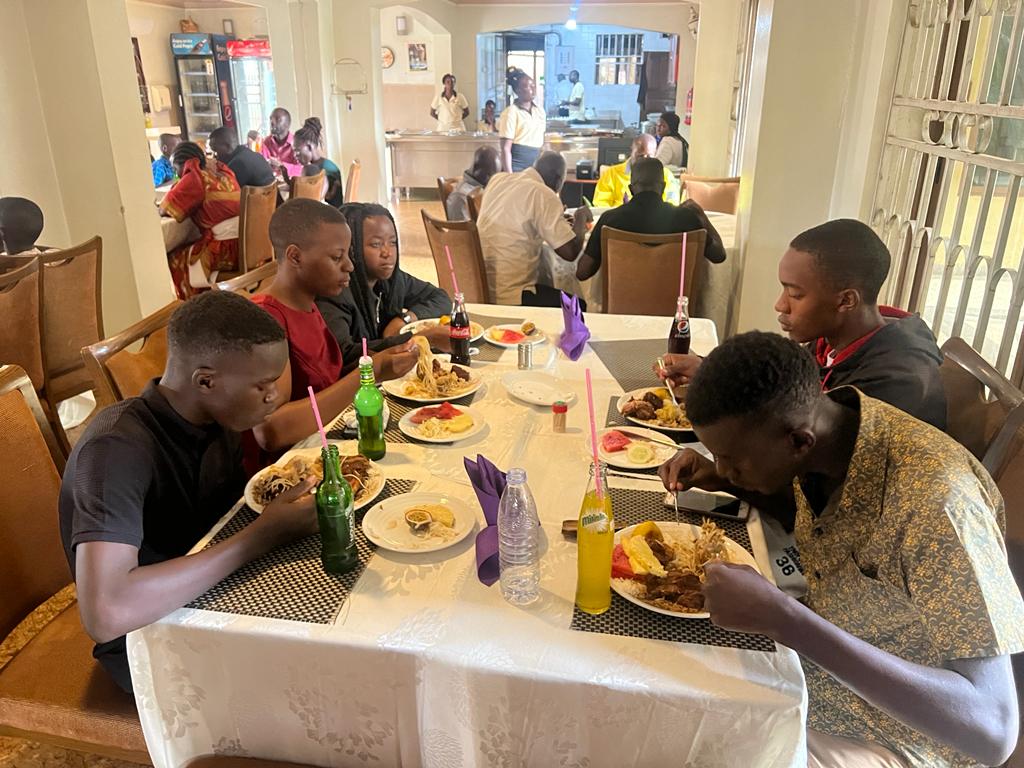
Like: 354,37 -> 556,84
626,442 -> 656,465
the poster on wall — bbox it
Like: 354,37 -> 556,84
408,42 -> 428,71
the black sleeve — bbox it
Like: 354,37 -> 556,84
679,205 -> 727,264
837,365 -> 947,431
584,214 -> 605,267
316,294 -> 362,364
393,270 -> 451,321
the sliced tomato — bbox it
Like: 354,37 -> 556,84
611,544 -> 635,579
411,402 -> 463,423
435,402 -> 463,420
601,430 -> 631,453
500,329 -> 526,344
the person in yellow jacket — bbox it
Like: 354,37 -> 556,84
592,134 -> 679,207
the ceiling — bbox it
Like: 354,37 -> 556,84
449,0 -> 686,4
132,0 -> 259,9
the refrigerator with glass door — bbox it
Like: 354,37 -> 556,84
171,33 -> 237,143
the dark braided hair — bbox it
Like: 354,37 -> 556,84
172,141 -> 206,170
686,331 -> 820,428
340,202 -> 400,335
506,67 -> 530,98
293,116 -> 324,150
660,111 -> 683,141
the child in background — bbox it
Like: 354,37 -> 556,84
152,133 -> 181,186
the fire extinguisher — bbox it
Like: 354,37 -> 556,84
685,87 -> 693,126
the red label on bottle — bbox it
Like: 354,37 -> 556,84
450,326 -> 471,340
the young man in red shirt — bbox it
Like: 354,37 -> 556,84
251,199 -> 418,459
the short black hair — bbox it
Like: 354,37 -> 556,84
0,197 -> 44,253
485,99 -> 496,108
686,331 -> 820,427
208,126 -> 238,151
172,141 -> 206,170
630,157 -> 665,192
269,198 -> 347,260
789,219 -> 891,304
168,291 -> 285,359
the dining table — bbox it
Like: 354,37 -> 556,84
127,304 -> 807,768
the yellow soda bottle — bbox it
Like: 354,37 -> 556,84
575,461 -> 614,614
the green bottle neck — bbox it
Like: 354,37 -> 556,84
321,447 -> 342,483
359,362 -> 376,387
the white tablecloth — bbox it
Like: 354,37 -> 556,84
128,305 -> 806,768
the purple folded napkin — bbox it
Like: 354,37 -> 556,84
464,454 -> 507,586
558,291 -> 590,361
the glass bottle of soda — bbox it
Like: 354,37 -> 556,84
354,355 -> 386,460
316,444 -> 358,574
668,296 -> 691,355
575,461 -> 613,615
449,291 -> 471,366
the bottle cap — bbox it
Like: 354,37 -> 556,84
552,401 -> 568,414
359,355 -> 373,367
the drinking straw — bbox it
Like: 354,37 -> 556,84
444,244 -> 461,295
584,368 -> 604,499
678,230 -> 688,299
362,337 -> 368,357
306,385 -> 329,451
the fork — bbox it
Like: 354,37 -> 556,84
656,357 -> 680,408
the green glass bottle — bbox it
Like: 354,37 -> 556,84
354,355 -> 386,460
316,444 -> 358,574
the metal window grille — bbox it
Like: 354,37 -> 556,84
871,0 -> 1024,384
595,33 -> 644,85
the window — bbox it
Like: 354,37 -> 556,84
872,1 -> 1024,384
595,33 -> 643,85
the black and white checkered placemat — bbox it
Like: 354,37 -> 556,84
589,338 -> 671,392
604,396 -> 694,446
186,478 -> 417,623
570,487 -> 776,653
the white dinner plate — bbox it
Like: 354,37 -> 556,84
397,404 -> 486,443
244,447 -> 385,514
616,387 -> 695,436
611,522 -> 761,619
361,492 -> 477,553
588,426 -> 677,470
400,318 -> 484,342
381,354 -> 483,403
501,371 -> 576,407
483,323 -> 546,348
338,400 -> 392,431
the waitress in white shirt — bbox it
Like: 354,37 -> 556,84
430,74 -> 470,132
655,111 -> 688,168
497,68 -> 547,172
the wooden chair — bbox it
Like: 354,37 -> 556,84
344,159 -> 361,203
83,301 -> 182,408
437,176 -> 459,214
0,364 -> 148,764
939,337 -> 1024,462
215,260 -> 278,295
237,183 -> 277,272
420,209 -> 490,303
467,187 -> 484,222
600,227 -> 707,316
38,238 -> 104,427
680,174 -> 740,214
289,169 -> 325,201
0,255 -> 37,274
0,259 -> 45,394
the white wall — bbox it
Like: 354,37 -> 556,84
689,0 -> 742,176
380,6 -> 452,87
127,1 -> 186,129
186,6 -> 269,39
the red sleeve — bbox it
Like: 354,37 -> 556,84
251,295 -> 287,330
160,171 -> 203,222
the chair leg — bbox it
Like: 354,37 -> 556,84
43,390 -> 72,457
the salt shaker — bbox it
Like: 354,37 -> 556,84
517,341 -> 533,369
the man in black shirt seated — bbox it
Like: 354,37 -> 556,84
59,291 -> 318,692
209,126 -> 276,189
576,157 -> 727,281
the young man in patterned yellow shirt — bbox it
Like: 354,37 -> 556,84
660,331 -> 1024,768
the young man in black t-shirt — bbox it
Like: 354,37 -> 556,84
59,291 -> 318,692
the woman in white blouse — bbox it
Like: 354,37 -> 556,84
430,74 -> 470,132
655,112 -> 688,169
497,68 -> 547,172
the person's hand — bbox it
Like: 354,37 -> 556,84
267,156 -> 282,169
655,353 -> 703,386
382,316 -> 407,338
658,447 -> 726,493
373,341 -> 419,381
702,561 -> 794,638
573,205 -> 594,227
419,324 -> 451,353
253,477 -> 318,545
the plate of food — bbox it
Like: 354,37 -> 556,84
245,449 -> 385,514
590,427 -> 677,470
617,387 -> 694,438
397,402 -> 486,443
484,322 -> 544,348
501,371 -> 576,407
381,337 -> 483,403
611,520 -> 760,618
361,491 -> 476,553
400,316 -> 484,342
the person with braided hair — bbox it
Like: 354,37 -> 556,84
316,203 -> 451,371
293,117 -> 344,208
497,68 -> 546,172
159,141 -> 241,298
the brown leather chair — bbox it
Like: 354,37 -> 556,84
83,301 -> 182,408
344,159 -> 361,203
939,337 -> 1024,462
0,364 -> 148,764
467,187 -> 484,222
680,174 -> 740,214
237,183 -> 277,272
437,176 -> 459,214
39,238 -> 104,430
215,260 -> 278,295
289,169 -> 325,201
600,226 -> 707,316
421,209 -> 490,303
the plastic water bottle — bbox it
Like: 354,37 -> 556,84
498,468 -> 540,605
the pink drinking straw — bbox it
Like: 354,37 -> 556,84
444,245 -> 461,295
678,230 -> 688,300
306,385 -> 329,451
584,368 -> 604,499
362,337 -> 368,357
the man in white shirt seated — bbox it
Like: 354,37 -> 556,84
0,197 -> 47,257
477,152 -> 592,307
